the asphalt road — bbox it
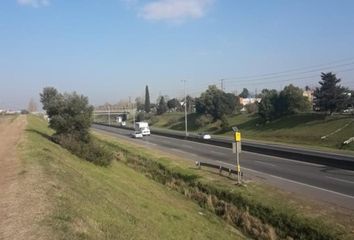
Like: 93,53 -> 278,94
93,124 -> 354,210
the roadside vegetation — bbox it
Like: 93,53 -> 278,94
95,72 -> 354,152
110,72 -> 353,152
95,129 -> 354,240
23,115 -> 354,239
40,87 -> 113,166
147,112 -> 354,152
22,115 -> 245,240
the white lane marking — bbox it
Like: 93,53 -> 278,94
142,140 -> 158,146
245,151 -> 324,167
209,150 -> 228,156
235,165 -> 354,199
150,133 -> 329,168
180,144 -> 194,149
170,148 -> 189,154
255,160 -> 276,167
326,176 -> 354,185
95,128 -> 354,199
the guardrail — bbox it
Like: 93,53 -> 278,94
93,122 -> 354,171
196,161 -> 243,177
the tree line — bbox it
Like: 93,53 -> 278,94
139,72 -> 353,125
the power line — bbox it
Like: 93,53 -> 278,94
146,58 -> 354,98
224,62 -> 354,83
222,57 -> 354,81
187,67 -> 354,95
226,67 -> 354,86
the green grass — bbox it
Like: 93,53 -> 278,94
147,112 -> 354,152
95,132 -> 354,240
21,115 -> 245,240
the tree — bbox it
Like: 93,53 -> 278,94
186,95 -> 194,113
40,87 -> 93,142
40,87 -> 113,166
27,98 -> 37,112
239,88 -> 249,98
257,89 -> 278,122
135,97 -> 145,111
257,85 -> 311,122
314,72 -> 348,114
196,85 -> 236,120
348,90 -> 354,107
157,96 -> 168,115
167,98 -> 180,111
145,85 -> 150,113
278,84 -> 311,115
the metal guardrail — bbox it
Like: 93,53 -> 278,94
93,122 -> 354,171
195,161 -> 243,177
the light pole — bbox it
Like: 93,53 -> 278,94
107,105 -> 111,125
129,96 -> 135,127
182,80 -> 188,137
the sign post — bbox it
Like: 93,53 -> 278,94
232,127 -> 242,184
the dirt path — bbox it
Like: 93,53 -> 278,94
0,116 -> 48,240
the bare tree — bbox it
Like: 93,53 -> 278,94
27,98 -> 37,112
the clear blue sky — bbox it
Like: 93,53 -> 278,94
1,0 -> 354,109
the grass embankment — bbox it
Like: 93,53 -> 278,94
148,112 -> 354,151
22,115 -> 244,240
96,132 -> 354,240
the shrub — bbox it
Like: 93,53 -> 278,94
220,115 -> 230,132
40,87 -> 113,166
195,114 -> 212,128
149,115 -> 159,125
53,134 -> 113,166
40,87 -> 93,142
166,117 -> 179,126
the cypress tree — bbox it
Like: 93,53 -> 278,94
145,85 -> 150,113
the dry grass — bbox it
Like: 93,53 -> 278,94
0,115 -> 51,240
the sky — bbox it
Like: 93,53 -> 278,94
1,0 -> 354,109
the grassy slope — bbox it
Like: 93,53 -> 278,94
95,131 -> 354,240
148,112 -> 354,151
22,115 -> 244,240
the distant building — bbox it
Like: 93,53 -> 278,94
303,90 -> 314,104
239,97 -> 261,106
239,97 -> 261,112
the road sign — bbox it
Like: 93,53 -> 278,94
234,132 -> 241,142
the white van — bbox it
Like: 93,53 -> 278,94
135,122 -> 151,136
140,127 -> 150,136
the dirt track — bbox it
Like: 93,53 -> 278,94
0,116 -> 48,240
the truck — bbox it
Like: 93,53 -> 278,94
134,121 -> 150,136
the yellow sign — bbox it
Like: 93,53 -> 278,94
237,164 -> 240,172
234,132 -> 241,142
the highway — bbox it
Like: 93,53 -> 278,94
93,124 -> 354,210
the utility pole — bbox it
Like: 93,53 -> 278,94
107,105 -> 111,125
129,96 -> 135,128
221,79 -> 225,91
182,80 -> 188,137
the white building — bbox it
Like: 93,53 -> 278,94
239,97 -> 261,106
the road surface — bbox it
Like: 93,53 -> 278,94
93,124 -> 354,210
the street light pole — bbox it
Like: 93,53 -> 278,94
182,80 -> 188,137
130,97 -> 135,127
107,105 -> 111,125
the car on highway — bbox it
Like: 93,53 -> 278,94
131,131 -> 143,139
343,107 -> 354,113
198,133 -> 211,140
